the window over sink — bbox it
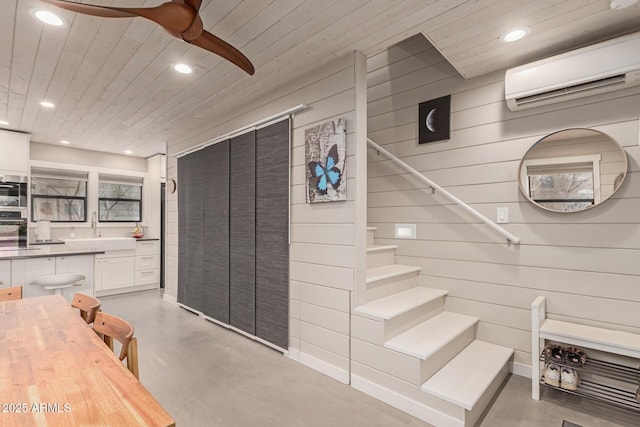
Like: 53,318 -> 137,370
31,169 -> 88,222
98,174 -> 143,222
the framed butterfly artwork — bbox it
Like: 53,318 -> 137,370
305,118 -> 347,203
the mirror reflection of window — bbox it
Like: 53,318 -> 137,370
518,128 -> 627,213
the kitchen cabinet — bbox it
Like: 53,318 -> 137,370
11,255 -> 94,301
0,130 -> 29,175
0,260 -> 11,288
56,255 -> 94,298
94,250 -> 135,296
12,257 -> 56,299
135,240 -> 160,289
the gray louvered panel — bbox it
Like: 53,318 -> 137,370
177,151 -> 205,309
229,131 -> 256,334
202,141 -> 230,322
255,119 -> 290,349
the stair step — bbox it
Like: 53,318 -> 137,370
367,227 -> 377,245
385,311 -> 478,360
421,340 -> 513,411
366,264 -> 421,284
366,244 -> 398,253
355,287 -> 447,320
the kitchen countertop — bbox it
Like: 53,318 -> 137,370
0,244 -> 105,260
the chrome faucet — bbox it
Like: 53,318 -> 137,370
91,211 -> 99,238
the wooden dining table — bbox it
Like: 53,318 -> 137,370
0,295 -> 175,427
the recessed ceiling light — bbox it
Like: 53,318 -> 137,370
40,101 -> 55,108
60,140 -> 70,145
0,120 -> 8,126
124,149 -> 133,155
610,0 -> 639,9
30,9 -> 66,27
173,63 -> 193,74
501,26 -> 531,43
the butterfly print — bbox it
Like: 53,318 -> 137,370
307,144 -> 342,195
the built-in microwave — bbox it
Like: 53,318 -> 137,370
0,175 -> 28,209
0,209 -> 28,250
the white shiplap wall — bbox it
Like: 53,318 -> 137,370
367,35 -> 640,372
166,52 -> 367,382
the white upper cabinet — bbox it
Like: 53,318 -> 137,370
0,130 -> 30,175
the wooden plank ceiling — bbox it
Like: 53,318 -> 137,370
1,0 -> 639,158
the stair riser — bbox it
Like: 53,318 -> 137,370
463,364 -> 509,427
351,361 -> 466,424
367,273 -> 419,301
384,297 -> 446,341
417,327 -> 477,385
367,229 -> 375,246
367,249 -> 396,268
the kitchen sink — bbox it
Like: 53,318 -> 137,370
63,237 -> 136,251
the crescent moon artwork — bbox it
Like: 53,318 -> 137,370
419,95 -> 450,144
426,108 -> 436,132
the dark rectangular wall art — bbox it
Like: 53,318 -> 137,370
418,94 -> 450,144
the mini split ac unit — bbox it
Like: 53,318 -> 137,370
505,31 -> 640,111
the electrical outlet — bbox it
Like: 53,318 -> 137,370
497,207 -> 509,224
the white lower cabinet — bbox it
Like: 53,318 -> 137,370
135,240 -> 160,288
95,250 -> 135,295
0,260 -> 11,288
12,257 -> 56,299
11,255 -> 95,301
56,255 -> 94,298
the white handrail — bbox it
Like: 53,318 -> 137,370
367,138 -> 520,245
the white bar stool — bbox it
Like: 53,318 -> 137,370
30,273 -> 86,296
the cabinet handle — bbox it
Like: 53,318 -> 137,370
141,256 -> 154,260
141,271 -> 154,275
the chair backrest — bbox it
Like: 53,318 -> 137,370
92,311 -> 139,379
71,293 -> 101,324
0,286 -> 22,301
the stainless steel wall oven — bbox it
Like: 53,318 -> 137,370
0,175 -> 28,209
0,209 -> 28,250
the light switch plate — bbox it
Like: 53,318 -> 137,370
497,207 -> 509,224
394,223 -> 416,239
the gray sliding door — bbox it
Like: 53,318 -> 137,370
177,141 -> 230,321
202,141 -> 230,322
229,131 -> 256,334
255,119 -> 290,349
177,150 -> 205,309
178,119 -> 289,350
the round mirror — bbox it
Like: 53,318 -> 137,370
518,128 -> 627,213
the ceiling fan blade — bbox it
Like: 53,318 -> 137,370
188,30 -> 255,75
40,0 -> 137,18
179,0 -> 203,13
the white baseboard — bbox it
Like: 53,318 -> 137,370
510,361 -> 532,378
287,347 -> 300,362
163,293 -> 177,305
351,374 -> 462,427
299,352 -> 349,384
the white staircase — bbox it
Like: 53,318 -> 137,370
351,227 -> 513,427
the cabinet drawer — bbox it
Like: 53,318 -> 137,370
135,268 -> 159,286
136,254 -> 159,270
135,240 -> 160,255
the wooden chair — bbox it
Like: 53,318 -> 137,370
93,311 -> 139,379
71,293 -> 101,324
0,286 -> 22,301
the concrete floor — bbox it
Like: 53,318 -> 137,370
100,291 -> 637,427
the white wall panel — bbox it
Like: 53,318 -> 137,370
367,35 -> 640,374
